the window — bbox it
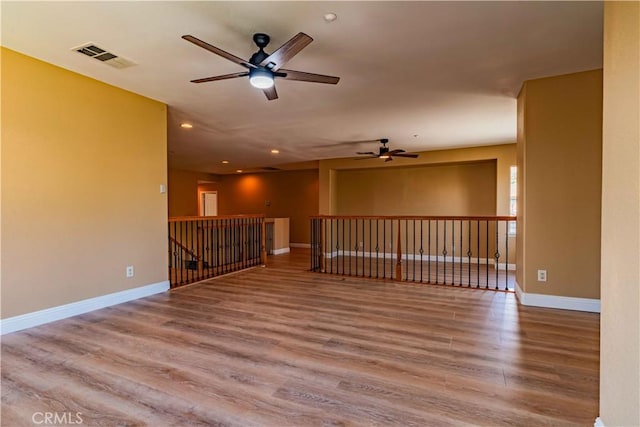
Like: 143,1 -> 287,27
509,166 -> 517,234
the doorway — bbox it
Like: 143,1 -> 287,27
200,191 -> 218,216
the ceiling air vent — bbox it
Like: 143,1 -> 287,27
71,43 -> 136,69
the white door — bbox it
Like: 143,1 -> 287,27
202,192 -> 217,216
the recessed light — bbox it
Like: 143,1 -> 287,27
180,123 -> 193,129
323,12 -> 337,23
222,160 -> 229,164
270,149 -> 280,154
236,169 -> 243,173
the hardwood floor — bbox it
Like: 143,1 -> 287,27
322,256 -> 516,290
2,249 -> 599,426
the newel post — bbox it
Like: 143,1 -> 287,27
260,218 -> 267,266
395,219 -> 403,281
320,218 -> 326,272
196,223 -> 204,268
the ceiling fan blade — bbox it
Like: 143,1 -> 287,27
356,151 -> 377,155
393,153 -> 419,158
387,149 -> 406,156
262,85 -> 278,101
191,71 -> 249,83
385,157 -> 394,162
279,69 -> 340,85
182,35 -> 256,69
260,33 -> 313,71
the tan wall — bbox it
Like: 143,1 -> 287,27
168,169 -> 217,217
516,85 -> 527,289
600,2 -> 640,425
320,144 -> 516,262
320,144 -> 515,216
517,70 -> 603,299
334,161 -> 496,216
1,48 -> 168,319
216,169 -> 319,244
169,168 -> 319,244
270,218 -> 290,250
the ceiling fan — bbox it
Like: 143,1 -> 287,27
182,32 -> 340,101
356,139 -> 419,162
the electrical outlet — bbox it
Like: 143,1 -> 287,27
537,269 -> 547,282
126,265 -> 134,278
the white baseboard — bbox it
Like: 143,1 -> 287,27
594,417 -> 605,427
290,243 -> 311,248
496,262 -> 517,271
272,247 -> 290,255
515,282 -> 600,313
0,280 -> 170,335
515,281 -> 524,301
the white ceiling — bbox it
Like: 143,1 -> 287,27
2,1 -> 603,174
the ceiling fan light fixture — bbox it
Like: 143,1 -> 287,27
379,155 -> 390,159
249,68 -> 274,89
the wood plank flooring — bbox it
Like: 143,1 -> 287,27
322,256 -> 516,290
2,249 -> 600,426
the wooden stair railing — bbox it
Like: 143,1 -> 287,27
169,236 -> 201,261
168,214 -> 266,288
310,215 -> 517,291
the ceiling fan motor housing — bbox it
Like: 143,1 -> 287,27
253,33 -> 270,48
250,33 -> 271,65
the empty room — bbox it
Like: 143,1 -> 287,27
2,2 -> 638,426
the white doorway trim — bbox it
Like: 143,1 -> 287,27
200,191 -> 218,216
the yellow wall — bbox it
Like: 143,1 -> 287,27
334,160 -> 496,216
1,48 -> 168,319
600,2 -> 640,425
517,70 -> 602,299
320,144 -> 516,216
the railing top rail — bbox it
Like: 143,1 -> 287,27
168,236 -> 201,260
169,214 -> 265,223
310,215 -> 517,221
